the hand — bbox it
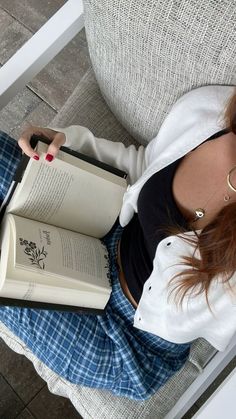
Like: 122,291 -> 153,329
18,125 -> 66,161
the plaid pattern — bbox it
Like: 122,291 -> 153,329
0,132 -> 22,203
0,131 -> 190,400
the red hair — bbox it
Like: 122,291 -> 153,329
171,89 -> 236,305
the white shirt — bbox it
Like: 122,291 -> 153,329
52,85 -> 236,351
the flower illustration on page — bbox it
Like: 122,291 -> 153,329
19,238 -> 47,270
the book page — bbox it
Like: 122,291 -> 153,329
7,142 -> 127,238
7,214 -> 111,291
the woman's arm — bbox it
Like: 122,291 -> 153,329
54,125 -> 146,184
18,124 -> 147,184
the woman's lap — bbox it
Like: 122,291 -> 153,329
0,132 -> 190,400
0,223 -> 190,399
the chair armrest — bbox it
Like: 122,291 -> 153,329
164,332 -> 236,419
0,0 -> 84,111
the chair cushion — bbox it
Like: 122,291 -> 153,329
49,66 -> 218,416
83,0 -> 236,144
1,66 -> 217,417
51,67 -> 140,148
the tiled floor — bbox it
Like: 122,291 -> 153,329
0,336 -> 81,419
0,1 -> 235,418
0,0 -> 91,138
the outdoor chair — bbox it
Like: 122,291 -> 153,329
0,1 -> 236,418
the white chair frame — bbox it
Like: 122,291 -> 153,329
0,0 -> 84,110
0,1 -> 235,417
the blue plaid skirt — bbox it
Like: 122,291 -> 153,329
0,132 -> 190,400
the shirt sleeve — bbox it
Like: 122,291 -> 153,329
48,125 -> 147,185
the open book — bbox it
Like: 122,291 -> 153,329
0,136 -> 127,314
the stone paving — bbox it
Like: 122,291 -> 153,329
0,0 -> 91,139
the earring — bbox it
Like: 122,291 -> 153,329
227,166 -> 236,193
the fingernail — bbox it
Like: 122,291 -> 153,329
45,154 -> 54,162
33,155 -> 39,160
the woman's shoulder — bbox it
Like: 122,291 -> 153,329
175,85 -> 235,107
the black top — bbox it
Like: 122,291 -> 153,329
120,129 -> 229,303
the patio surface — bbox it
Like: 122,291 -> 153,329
0,1 -> 235,418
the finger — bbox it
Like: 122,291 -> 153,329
18,130 -> 39,159
45,132 -> 66,161
18,126 -> 59,159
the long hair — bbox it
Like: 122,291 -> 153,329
171,89 -> 236,306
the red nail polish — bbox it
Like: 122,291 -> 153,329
45,154 -> 54,162
33,155 -> 39,160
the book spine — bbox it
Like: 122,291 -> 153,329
30,135 -> 128,179
0,297 -> 106,315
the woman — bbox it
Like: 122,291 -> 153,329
0,85 -> 236,400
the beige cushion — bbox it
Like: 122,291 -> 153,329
83,0 -> 236,144
51,68 -> 139,148
0,66 -> 215,418
51,60 -> 218,416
